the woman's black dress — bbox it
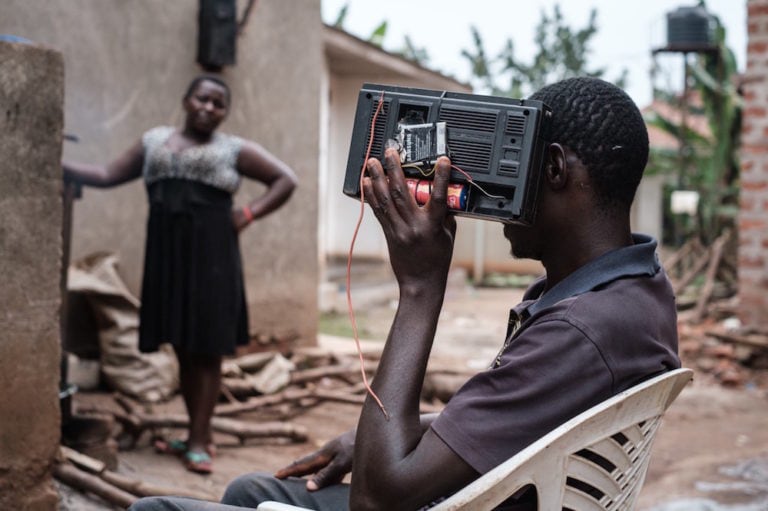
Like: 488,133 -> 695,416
137,126 -> 249,356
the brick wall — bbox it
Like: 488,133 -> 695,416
739,0 -> 768,327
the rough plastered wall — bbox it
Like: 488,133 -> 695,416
0,41 -> 63,510
1,0 -> 322,345
739,0 -> 768,327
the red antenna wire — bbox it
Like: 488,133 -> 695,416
346,91 -> 389,419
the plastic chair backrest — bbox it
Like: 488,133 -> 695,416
431,368 -> 693,510
257,368 -> 693,511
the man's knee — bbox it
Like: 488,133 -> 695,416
221,471 -> 278,506
128,496 -> 178,511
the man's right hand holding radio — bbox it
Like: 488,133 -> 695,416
351,149 -> 476,510
362,148 -> 457,293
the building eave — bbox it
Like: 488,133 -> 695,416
323,24 -> 471,92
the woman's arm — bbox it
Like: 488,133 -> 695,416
62,139 -> 144,188
233,140 -> 298,230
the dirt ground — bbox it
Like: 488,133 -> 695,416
60,276 -> 768,510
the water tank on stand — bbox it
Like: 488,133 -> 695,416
666,5 -> 716,51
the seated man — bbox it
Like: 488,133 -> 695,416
130,76 -> 680,511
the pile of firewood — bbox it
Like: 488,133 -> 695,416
664,229 -> 737,323
55,446 -> 216,507
679,317 -> 768,388
56,344 -> 471,507
664,229 -> 768,387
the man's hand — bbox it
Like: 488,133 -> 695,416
274,429 -> 355,491
362,149 -> 456,293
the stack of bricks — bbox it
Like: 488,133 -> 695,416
739,0 -> 768,328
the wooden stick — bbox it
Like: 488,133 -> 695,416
113,392 -> 308,442
60,446 -> 214,501
100,470 -> 214,501
663,237 -> 699,274
131,413 -> 308,442
313,388 -> 365,405
61,445 -> 105,473
419,401 -> 445,414
220,384 -> 240,404
54,462 -> 136,508
692,230 -> 730,322
222,361 -> 380,398
211,416 -> 308,442
673,247 -> 712,295
290,361 -> 378,385
215,388 -> 315,416
707,331 -> 768,350
214,385 -> 369,417
225,351 -> 279,373
222,376 -> 263,397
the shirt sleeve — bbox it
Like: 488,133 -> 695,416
430,316 -> 615,474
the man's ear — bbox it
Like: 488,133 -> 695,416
544,143 -> 568,191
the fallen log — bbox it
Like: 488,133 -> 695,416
290,361 -> 378,385
706,331 -> 768,351
221,360 -> 379,398
101,470 -> 214,500
214,386 -> 369,417
113,394 -> 308,442
134,414 -> 308,443
212,416 -> 307,443
215,387 -> 315,416
60,446 -> 214,501
54,462 -> 135,508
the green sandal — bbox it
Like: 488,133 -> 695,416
184,450 -> 213,474
153,438 -> 188,456
154,438 -> 217,457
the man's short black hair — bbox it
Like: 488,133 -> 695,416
183,74 -> 231,105
529,77 -> 649,213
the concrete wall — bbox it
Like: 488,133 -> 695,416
739,0 -> 768,327
0,41 -> 63,510
2,0 -> 322,344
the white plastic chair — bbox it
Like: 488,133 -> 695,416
257,368 -> 693,511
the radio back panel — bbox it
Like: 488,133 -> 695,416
343,83 -> 552,224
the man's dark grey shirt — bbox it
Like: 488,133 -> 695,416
431,234 -> 680,474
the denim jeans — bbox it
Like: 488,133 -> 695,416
128,472 -> 350,511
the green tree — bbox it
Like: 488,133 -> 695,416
330,4 -> 430,66
331,3 -> 349,27
399,35 -> 430,66
462,4 -> 626,98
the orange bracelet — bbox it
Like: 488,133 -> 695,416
242,206 -> 254,223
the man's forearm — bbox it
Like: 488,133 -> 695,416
351,284 -> 446,506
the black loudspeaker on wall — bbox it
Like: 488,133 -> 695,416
198,0 -> 237,70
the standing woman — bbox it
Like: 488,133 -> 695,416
63,75 -> 298,474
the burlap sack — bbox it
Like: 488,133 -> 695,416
68,252 -> 178,402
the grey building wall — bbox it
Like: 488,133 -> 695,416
2,0 -> 323,345
0,41 -> 63,510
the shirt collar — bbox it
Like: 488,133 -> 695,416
521,234 -> 661,317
